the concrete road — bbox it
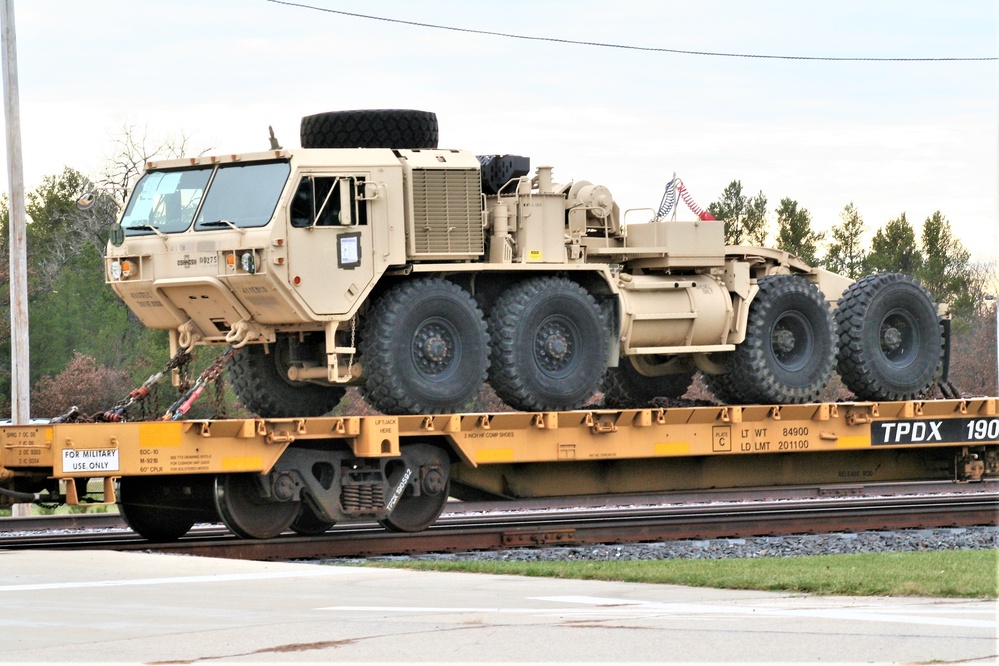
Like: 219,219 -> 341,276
0,549 -> 995,664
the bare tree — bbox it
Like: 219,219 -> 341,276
99,123 -> 213,205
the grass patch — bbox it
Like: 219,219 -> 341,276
368,549 -> 998,599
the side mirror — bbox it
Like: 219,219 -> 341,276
76,192 -> 97,211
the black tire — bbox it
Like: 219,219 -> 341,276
702,369 -> 746,405
360,279 -> 489,415
300,109 -> 438,149
228,339 -> 346,418
489,277 -> 608,411
118,475 -> 215,542
603,356 -> 695,408
835,273 -> 942,401
727,275 -> 835,404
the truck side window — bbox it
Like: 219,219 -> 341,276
290,176 -> 367,228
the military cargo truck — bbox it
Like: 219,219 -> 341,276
105,109 -> 945,417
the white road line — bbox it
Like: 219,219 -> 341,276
321,594 -> 998,629
0,568 -> 360,592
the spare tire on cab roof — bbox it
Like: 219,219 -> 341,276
300,109 -> 439,149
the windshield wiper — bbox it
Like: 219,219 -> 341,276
129,224 -> 168,239
200,219 -> 245,236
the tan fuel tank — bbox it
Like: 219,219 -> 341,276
617,273 -> 733,352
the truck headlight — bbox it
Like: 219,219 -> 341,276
110,259 -> 134,280
240,251 -> 256,274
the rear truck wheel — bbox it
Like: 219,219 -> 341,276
118,475 -> 216,542
300,109 -> 438,149
289,504 -> 336,536
835,273 -> 942,401
214,473 -> 300,539
702,369 -> 744,405
360,279 -> 489,415
602,356 -> 696,408
228,337 -> 346,418
379,443 -> 451,533
726,275 -> 835,404
489,277 -> 609,411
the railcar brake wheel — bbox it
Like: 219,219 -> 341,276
214,473 -> 300,539
379,443 -> 451,533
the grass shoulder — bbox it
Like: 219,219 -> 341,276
365,549 -> 998,599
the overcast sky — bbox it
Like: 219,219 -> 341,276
4,0 -> 998,264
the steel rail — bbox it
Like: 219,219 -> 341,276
2,492 -> 995,560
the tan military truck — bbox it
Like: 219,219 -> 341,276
105,109 -> 945,417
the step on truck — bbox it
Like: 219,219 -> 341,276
103,109 -> 947,418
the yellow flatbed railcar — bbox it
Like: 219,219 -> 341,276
2,398 -> 997,541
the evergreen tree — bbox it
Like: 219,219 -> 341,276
774,197 -> 823,265
707,180 -> 769,246
824,202 -> 867,279
917,211 -> 974,320
864,213 -> 923,276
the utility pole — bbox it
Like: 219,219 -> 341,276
1,0 -> 29,427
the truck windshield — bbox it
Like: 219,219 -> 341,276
119,160 -> 291,236
120,167 -> 213,235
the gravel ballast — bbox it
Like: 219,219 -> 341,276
330,526 -> 998,564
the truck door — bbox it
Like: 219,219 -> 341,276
285,174 -> 374,316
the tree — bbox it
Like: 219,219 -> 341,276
707,180 -> 769,246
824,202 -> 867,279
774,197 -> 823,265
100,123 -> 210,205
918,211 -> 974,321
864,213 -> 923,276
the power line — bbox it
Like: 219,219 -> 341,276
265,0 -> 998,62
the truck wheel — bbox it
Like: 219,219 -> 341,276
727,275 -> 835,404
228,339 -> 346,418
489,277 -> 608,411
118,475 -> 215,542
702,369 -> 744,405
603,356 -> 695,407
360,279 -> 489,414
300,109 -> 438,149
835,273 -> 942,401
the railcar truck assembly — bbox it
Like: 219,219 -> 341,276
2,110 -> 993,541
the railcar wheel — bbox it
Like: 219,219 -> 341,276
602,356 -> 695,407
118,475 -> 215,542
289,504 -> 336,536
727,275 -> 835,404
380,443 -> 451,533
214,473 -> 299,539
835,273 -> 942,401
228,338 -> 345,418
360,279 -> 489,415
489,277 -> 608,411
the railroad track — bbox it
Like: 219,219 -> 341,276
2,482 -> 996,560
